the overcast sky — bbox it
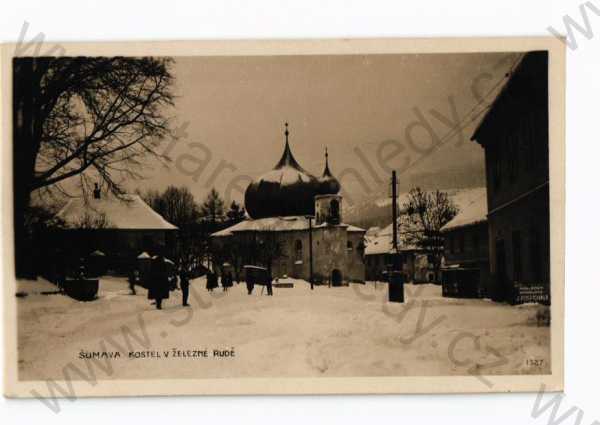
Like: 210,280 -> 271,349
130,51 -> 520,205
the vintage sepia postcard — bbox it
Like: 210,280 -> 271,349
1,37 -> 565,400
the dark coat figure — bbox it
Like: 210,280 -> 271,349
266,278 -> 273,296
244,266 -> 272,296
179,269 -> 190,306
222,271 -> 233,291
206,271 -> 218,291
128,269 -> 140,295
148,256 -> 170,309
246,280 -> 254,295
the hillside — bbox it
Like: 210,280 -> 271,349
346,186 -> 487,231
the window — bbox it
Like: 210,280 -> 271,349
347,241 -> 353,251
329,199 -> 340,224
512,230 -> 522,282
294,239 -> 302,261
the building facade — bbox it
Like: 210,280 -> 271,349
471,51 -> 550,303
363,225 -> 428,283
441,195 -> 490,298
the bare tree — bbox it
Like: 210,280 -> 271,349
145,186 -> 199,228
13,57 -> 175,276
400,188 -> 459,278
73,211 -> 113,230
14,57 -> 174,197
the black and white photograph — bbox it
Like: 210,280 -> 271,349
3,37 -> 564,399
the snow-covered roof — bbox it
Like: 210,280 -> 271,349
56,194 -> 177,230
364,234 -> 393,256
243,265 -> 267,271
211,216 -> 365,237
347,225 -> 366,233
363,233 -> 418,256
441,188 -> 488,231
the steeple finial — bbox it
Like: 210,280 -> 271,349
275,122 -> 303,170
318,146 -> 341,194
323,147 -> 332,176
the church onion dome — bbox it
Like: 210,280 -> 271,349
244,123 -> 321,219
317,147 -> 341,195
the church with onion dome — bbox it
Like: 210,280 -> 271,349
211,123 -> 366,285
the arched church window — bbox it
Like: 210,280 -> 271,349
329,199 -> 340,224
295,239 -> 303,260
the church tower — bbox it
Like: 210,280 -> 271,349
315,148 -> 342,226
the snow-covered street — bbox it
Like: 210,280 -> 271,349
17,277 -> 550,381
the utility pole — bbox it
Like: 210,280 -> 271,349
307,215 -> 314,290
392,170 -> 398,256
388,170 -> 404,303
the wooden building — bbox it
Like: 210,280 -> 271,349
441,190 -> 490,298
471,51 -> 550,303
53,187 -> 177,274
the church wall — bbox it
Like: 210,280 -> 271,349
312,226 -> 347,284
271,230 -> 311,280
346,231 -> 366,283
268,227 -> 366,284
214,225 -> 366,285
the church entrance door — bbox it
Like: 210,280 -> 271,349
331,269 -> 342,286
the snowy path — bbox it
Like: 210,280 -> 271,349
16,277 -> 551,381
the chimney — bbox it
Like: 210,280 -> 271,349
93,183 -> 101,199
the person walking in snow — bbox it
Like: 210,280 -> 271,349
148,250 -> 170,310
179,267 -> 190,307
206,270 -> 218,292
222,270 -> 233,292
128,268 -> 140,295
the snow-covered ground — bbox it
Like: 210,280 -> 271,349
16,276 -> 550,381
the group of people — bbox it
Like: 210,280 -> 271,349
128,253 -> 191,310
205,270 -> 234,292
129,257 -> 242,310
